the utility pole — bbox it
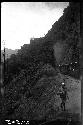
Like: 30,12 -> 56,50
7,54 -> 8,74
2,41 -> 6,83
3,46 -> 6,76
1,40 -> 6,97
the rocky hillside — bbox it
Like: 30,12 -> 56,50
1,2 -> 81,124
46,2 -> 80,65
30,2 -> 80,79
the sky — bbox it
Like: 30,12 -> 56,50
1,2 -> 69,50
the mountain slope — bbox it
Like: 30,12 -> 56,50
1,2 -> 81,123
45,2 -> 80,65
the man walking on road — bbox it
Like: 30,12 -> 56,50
57,82 -> 69,111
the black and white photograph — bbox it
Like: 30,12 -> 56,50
1,2 -> 81,125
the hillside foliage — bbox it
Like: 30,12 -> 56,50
1,2 -> 80,122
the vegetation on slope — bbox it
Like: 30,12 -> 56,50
1,2 -> 80,122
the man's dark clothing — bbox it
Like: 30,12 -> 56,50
60,91 -> 67,111
57,86 -> 68,111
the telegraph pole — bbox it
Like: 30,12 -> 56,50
1,40 -> 6,96
2,41 -> 6,83
4,46 -> 6,76
7,54 -> 8,74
